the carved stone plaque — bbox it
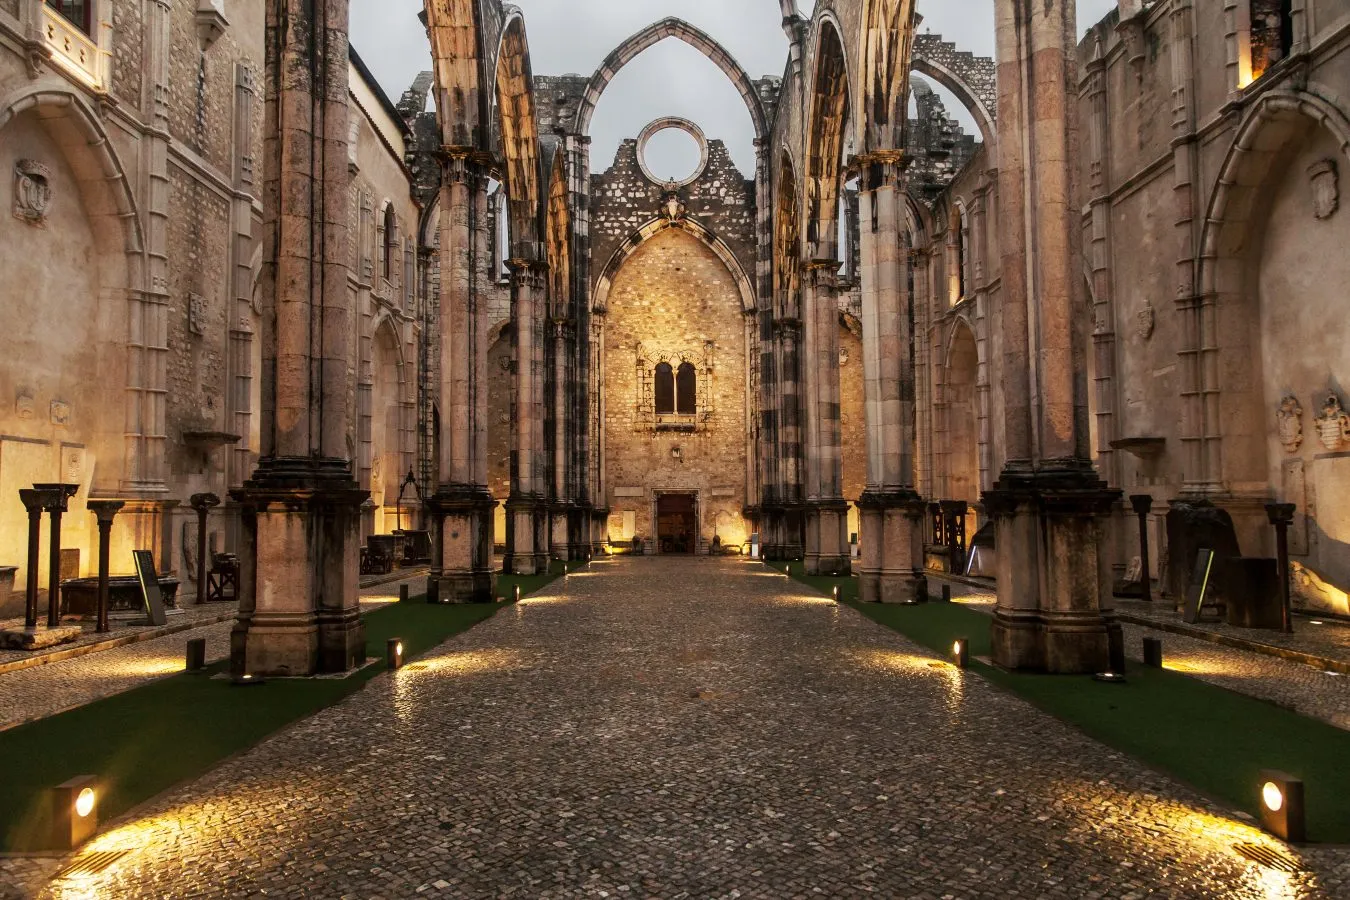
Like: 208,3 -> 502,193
1313,391 -> 1350,451
50,400 -> 71,427
1276,395 -> 1304,454
1309,159 -> 1339,220
13,159 -> 53,226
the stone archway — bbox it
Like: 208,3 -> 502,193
911,33 -> 998,148
574,17 -> 768,141
942,320 -> 981,514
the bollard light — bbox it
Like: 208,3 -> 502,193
1259,770 -> 1305,843
387,638 -> 405,670
515,585 -> 521,603
186,638 -> 207,672
1143,637 -> 1163,668
941,584 -> 952,603
951,637 -> 969,669
51,776 -> 98,850
231,672 -> 265,686
832,586 -> 839,603
399,583 -> 410,603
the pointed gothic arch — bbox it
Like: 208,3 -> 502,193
910,33 -> 998,149
860,0 -> 917,153
592,216 -> 756,316
805,17 -> 851,258
424,0 -> 487,148
574,17 -> 767,141
495,11 -> 542,254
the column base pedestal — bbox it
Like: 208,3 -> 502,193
804,499 -> 851,576
427,487 -> 497,604
983,463 -> 1121,674
230,457 -> 368,677
858,490 -> 928,604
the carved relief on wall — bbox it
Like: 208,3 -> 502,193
188,293 -> 207,336
1313,391 -> 1350,451
50,400 -> 71,427
13,159 -> 53,226
1309,159 -> 1339,220
1135,303 -> 1155,341
15,392 -> 35,420
1276,395 -> 1304,453
660,184 -> 687,222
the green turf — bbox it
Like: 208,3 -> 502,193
769,560 -> 1350,842
0,573 -> 555,852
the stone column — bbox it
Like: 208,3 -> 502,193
985,0 -> 1120,673
231,0 -> 368,677
36,484 -> 77,627
88,501 -> 126,634
776,319 -> 804,560
19,489 -> 45,630
550,319 -> 572,560
190,493 -> 220,604
505,259 -> 548,576
802,261 -> 850,576
858,153 -> 926,603
428,150 -> 496,603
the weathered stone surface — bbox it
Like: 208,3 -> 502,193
0,625 -> 80,651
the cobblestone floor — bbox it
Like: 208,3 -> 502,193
0,602 -> 236,672
0,575 -> 428,732
5,558 -> 1345,899
934,577 -> 1350,733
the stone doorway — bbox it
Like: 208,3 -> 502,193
656,493 -> 697,554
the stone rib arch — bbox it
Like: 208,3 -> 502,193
495,10 -> 542,253
592,216 -> 756,317
425,0 -> 487,148
911,33 -> 998,149
574,17 -> 767,141
860,0 -> 917,153
804,15 -> 852,258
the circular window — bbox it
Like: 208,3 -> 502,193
637,117 -> 709,188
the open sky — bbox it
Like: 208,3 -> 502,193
350,1 -> 1118,179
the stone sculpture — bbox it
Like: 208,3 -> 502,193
1313,391 -> 1350,451
1276,395 -> 1304,453
1309,159 -> 1339,220
13,159 -> 52,226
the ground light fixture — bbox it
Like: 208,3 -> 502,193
515,585 -> 521,602
1259,770 -> 1305,843
387,638 -> 405,670
52,775 -> 98,850
951,637 -> 969,669
832,586 -> 840,603
1143,637 -> 1163,668
231,672 -> 265,686
185,637 -> 207,671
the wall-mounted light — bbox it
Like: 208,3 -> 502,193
951,638 -> 969,669
52,776 -> 98,850
387,638 -> 405,670
1259,770 -> 1305,843
186,638 -> 207,672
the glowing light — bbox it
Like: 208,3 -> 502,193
1262,782 -> 1284,812
395,642 -> 404,656
74,788 -> 95,818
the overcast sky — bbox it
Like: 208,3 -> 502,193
350,1 -> 1118,179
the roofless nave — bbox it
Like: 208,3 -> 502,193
0,0 -> 1347,679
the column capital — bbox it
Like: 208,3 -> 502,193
87,499 -> 127,525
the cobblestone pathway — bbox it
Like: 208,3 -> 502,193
16,559 -> 1350,898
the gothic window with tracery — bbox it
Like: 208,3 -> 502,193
654,363 -> 675,415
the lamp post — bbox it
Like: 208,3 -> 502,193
35,484 -> 78,627
87,501 -> 125,634
189,493 -> 221,604
1129,495 -> 1154,603
18,489 -> 45,630
1265,503 -> 1296,634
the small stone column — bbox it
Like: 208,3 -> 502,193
190,493 -> 221,604
35,484 -> 77,627
1130,495 -> 1154,603
1267,503 -> 1296,633
18,489 -> 46,630
88,501 -> 126,634
232,0 -> 368,676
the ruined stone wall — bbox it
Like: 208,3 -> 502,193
601,228 -> 750,550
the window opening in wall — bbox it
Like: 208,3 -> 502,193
1250,0 -> 1294,82
959,206 -> 970,300
676,362 -> 697,415
46,0 -> 92,34
383,205 -> 397,282
654,362 -> 675,415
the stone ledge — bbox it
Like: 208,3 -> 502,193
0,626 -> 82,652
0,613 -> 236,677
1114,613 -> 1350,676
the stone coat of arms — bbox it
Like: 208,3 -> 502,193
1276,395 -> 1303,453
1313,392 -> 1350,451
14,159 -> 53,226
1309,159 -> 1339,220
